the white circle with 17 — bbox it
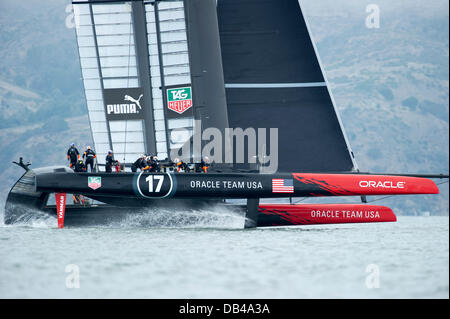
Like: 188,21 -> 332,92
136,172 -> 173,198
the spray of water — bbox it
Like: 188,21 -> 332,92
1,201 -> 57,228
1,199 -> 246,230
106,204 -> 246,229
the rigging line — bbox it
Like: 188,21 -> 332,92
366,195 -> 398,204
224,82 -> 327,88
123,4 -> 133,168
292,197 -> 309,204
366,180 -> 449,204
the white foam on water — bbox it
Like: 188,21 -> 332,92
1,202 -> 57,228
105,204 -> 246,229
1,197 -> 246,229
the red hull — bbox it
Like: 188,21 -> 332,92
292,173 -> 439,196
257,204 -> 397,226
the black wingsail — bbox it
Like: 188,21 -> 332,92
217,0 -> 357,173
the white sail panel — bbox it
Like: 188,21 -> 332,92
144,1 -> 195,159
74,1 -> 148,166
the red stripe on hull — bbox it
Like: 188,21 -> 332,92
292,173 -> 439,196
258,204 -> 397,226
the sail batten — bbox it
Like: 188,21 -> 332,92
225,82 -> 327,88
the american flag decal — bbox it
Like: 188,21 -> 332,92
272,178 -> 294,193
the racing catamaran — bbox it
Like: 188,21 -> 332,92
5,0 -> 447,228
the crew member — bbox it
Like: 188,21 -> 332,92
175,158 -> 190,173
105,150 -> 115,173
201,156 -> 209,173
73,194 -> 85,205
73,194 -> 81,205
149,155 -> 160,173
195,156 -> 210,173
74,159 -> 86,172
131,155 -> 146,172
139,156 -> 151,172
115,160 -> 122,172
82,146 -> 96,172
67,143 -> 80,169
141,156 -> 152,171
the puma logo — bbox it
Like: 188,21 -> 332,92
124,94 -> 143,109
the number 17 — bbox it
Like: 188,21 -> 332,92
146,175 -> 164,192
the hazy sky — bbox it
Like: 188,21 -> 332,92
300,0 -> 449,17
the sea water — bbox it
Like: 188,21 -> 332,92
0,206 -> 448,299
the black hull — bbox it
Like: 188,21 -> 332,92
4,169 -> 248,226
4,166 -> 415,228
35,170 -> 438,200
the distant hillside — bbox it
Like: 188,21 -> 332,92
0,0 -> 92,203
303,0 -> 449,214
0,0 -> 86,130
0,0 -> 448,214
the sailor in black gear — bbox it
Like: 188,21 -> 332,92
175,158 -> 190,173
74,159 -> 86,172
105,150 -> 115,173
73,194 -> 81,205
82,146 -> 96,172
195,156 -> 210,173
131,155 -> 146,172
67,143 -> 80,169
149,155 -> 160,173
13,157 -> 31,171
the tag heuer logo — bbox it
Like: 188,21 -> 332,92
88,176 -> 102,190
167,87 -> 193,114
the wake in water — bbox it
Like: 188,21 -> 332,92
106,204 -> 246,229
1,199 -> 246,229
0,201 -> 57,228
